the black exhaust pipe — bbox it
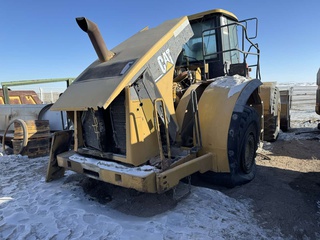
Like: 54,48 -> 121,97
76,17 -> 114,62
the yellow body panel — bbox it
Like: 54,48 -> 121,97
56,151 -> 157,193
198,82 -> 241,172
126,87 -> 159,166
55,150 -> 214,193
259,82 -> 277,115
156,153 -> 213,193
188,9 -> 238,21
175,83 -> 203,141
156,67 -> 177,124
51,16 -> 191,111
108,16 -> 190,110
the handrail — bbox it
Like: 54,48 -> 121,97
238,17 -> 258,40
191,90 -> 202,151
154,98 -> 171,170
202,20 -> 260,79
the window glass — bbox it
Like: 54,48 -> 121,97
221,17 -> 240,64
183,20 -> 217,62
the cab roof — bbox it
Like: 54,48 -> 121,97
188,8 -> 238,22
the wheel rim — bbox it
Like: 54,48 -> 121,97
242,132 -> 255,173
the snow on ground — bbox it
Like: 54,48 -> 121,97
0,82 -> 319,240
0,154 -> 276,240
277,82 -> 316,87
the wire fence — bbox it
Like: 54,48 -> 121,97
278,85 -> 316,111
35,88 -> 66,104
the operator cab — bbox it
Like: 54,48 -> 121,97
177,9 -> 260,80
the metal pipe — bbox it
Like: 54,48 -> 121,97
1,78 -> 75,104
76,17 -> 114,62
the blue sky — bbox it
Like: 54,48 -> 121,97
1,0 -> 319,87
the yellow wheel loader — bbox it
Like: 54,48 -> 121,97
47,9 -> 273,192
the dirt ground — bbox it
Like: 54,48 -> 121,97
213,131 -> 320,239
80,130 -> 320,239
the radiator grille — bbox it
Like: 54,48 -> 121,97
110,91 -> 126,155
81,91 -> 126,155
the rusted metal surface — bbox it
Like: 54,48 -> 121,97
12,120 -> 50,158
0,104 -> 47,131
13,119 -> 50,139
0,90 -> 42,104
46,131 -> 77,182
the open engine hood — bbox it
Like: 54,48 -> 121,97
51,16 -> 192,111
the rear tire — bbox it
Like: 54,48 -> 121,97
201,105 -> 260,187
263,114 -> 280,142
264,86 -> 281,141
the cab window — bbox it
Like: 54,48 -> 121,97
183,20 -> 217,62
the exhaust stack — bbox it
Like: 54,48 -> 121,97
76,17 -> 114,62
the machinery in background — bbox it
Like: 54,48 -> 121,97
0,78 -> 74,156
315,69 -> 320,126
